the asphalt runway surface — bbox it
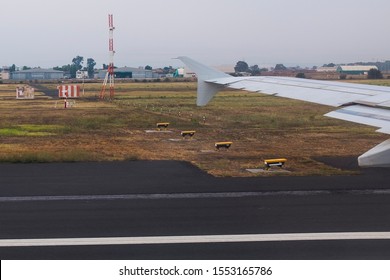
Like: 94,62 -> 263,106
1,160 -> 390,259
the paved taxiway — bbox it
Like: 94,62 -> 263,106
0,160 -> 390,259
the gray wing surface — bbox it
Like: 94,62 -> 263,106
178,56 -> 390,167
207,76 -> 390,106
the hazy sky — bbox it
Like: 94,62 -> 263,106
2,0 -> 390,69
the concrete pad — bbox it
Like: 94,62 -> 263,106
167,139 -> 198,142
200,150 -> 216,153
246,168 -> 291,174
168,139 -> 182,142
145,130 -> 172,133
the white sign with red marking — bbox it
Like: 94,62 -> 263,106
58,85 -> 80,98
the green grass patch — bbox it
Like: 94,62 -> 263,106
0,124 -> 67,137
69,115 -> 128,130
0,149 -> 101,163
346,80 -> 390,87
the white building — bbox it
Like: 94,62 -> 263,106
317,66 -> 338,72
76,70 -> 88,79
0,68 -> 10,80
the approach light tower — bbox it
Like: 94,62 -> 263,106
100,14 -> 115,100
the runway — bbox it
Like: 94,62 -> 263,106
0,160 -> 390,259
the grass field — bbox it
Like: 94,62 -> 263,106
0,80 -> 388,176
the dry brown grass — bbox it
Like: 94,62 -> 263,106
0,81 -> 387,176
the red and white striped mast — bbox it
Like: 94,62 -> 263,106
100,14 -> 115,100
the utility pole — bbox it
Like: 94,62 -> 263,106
100,14 -> 115,100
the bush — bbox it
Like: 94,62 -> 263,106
367,69 -> 383,79
339,74 -> 347,80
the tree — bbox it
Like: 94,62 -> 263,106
274,64 -> 287,71
367,68 -> 383,79
249,64 -> 261,76
10,64 -> 16,72
145,65 -> 152,70
54,64 -> 71,72
296,72 -> 306,79
234,61 -> 249,73
163,66 -> 174,74
86,58 -> 96,78
70,56 -> 84,78
323,63 -> 336,67
72,56 -> 84,69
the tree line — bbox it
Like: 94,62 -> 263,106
234,61 -> 267,76
5,56 -> 97,79
5,56 -> 179,78
235,60 -> 385,79
53,56 -> 96,78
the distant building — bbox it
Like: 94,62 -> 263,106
173,68 -> 185,78
76,70 -> 88,79
97,67 -> 159,79
337,65 -> 378,75
173,67 -> 196,78
0,70 -> 10,80
317,66 -> 338,72
11,68 -> 64,80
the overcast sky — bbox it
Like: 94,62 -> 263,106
2,0 -> 390,69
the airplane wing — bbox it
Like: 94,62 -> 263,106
177,56 -> 390,168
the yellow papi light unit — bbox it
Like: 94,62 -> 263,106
264,158 -> 287,169
156,122 -> 170,130
181,131 -> 196,138
215,142 -> 233,150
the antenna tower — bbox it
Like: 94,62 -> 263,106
100,14 -> 115,100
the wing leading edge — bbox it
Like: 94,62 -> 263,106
177,56 -> 390,168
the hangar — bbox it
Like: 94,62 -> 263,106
97,67 -> 157,79
11,68 -> 64,80
337,65 -> 378,75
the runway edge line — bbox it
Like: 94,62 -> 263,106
2,232 -> 390,247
